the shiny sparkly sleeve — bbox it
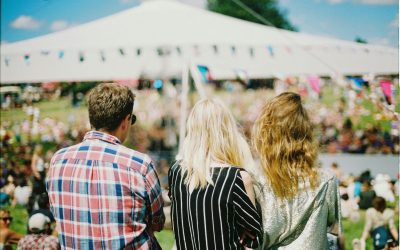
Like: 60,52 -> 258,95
327,176 -> 342,235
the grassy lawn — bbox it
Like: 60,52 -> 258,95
1,98 -> 88,124
6,205 -> 175,249
5,205 -> 398,250
2,83 -> 398,131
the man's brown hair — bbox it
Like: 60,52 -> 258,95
87,83 -> 135,131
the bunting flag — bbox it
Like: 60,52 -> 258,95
157,47 -> 164,56
79,52 -> 85,62
249,47 -> 254,57
40,50 -> 50,56
213,45 -> 218,54
197,65 -> 213,83
153,79 -> 163,89
380,79 -> 393,105
307,75 -> 321,94
231,46 -> 236,55
268,46 -> 274,57
58,50 -> 64,59
349,77 -> 365,92
100,51 -> 106,62
24,54 -> 30,65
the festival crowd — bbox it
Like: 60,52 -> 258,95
0,81 -> 398,250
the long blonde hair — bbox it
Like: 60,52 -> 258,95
181,99 -> 254,188
252,92 -> 319,199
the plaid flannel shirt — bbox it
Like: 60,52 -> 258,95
17,234 -> 60,250
46,131 -> 165,250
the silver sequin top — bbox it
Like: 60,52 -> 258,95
254,169 -> 342,250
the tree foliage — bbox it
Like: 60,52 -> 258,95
207,0 -> 297,31
355,36 -> 368,44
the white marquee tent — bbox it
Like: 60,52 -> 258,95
0,0 -> 398,83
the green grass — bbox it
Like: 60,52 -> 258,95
6,206 -> 174,249
5,205 -> 398,250
342,211 -> 373,250
154,230 -> 174,249
1,98 -> 87,124
319,85 -> 393,132
2,84 -> 398,132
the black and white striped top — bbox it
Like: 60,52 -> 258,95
168,164 -> 262,250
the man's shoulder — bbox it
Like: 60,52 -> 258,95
117,145 -> 153,173
50,143 -> 81,164
50,141 -> 154,174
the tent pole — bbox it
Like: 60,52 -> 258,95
177,63 -> 190,159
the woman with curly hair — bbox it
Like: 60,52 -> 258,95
252,92 -> 342,249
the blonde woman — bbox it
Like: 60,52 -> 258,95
252,92 -> 342,249
168,99 -> 262,250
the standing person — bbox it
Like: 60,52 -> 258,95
252,92 -> 342,249
46,83 -> 165,249
360,196 -> 398,250
31,144 -> 45,191
17,213 -> 59,250
169,99 -> 262,250
29,144 -> 46,213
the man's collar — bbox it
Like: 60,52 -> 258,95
83,131 -> 121,145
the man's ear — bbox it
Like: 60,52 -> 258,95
121,115 -> 130,130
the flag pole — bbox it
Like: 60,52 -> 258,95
177,62 -> 190,158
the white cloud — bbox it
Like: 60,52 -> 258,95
10,15 -> 42,30
120,0 -> 136,4
353,0 -> 397,4
50,20 -> 69,31
326,0 -> 397,4
328,0 -> 345,4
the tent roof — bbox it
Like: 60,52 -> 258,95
1,0 -> 398,83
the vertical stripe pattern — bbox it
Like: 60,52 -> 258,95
168,164 -> 262,250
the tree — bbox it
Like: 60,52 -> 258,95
355,36 -> 368,44
207,0 -> 297,31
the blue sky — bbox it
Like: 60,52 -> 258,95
1,0 -> 398,47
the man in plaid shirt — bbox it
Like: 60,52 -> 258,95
46,83 -> 165,249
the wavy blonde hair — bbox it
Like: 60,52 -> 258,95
252,92 -> 319,199
181,98 -> 254,188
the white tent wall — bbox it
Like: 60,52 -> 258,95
0,0 -> 398,83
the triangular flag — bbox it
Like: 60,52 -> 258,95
379,79 -> 393,105
197,65 -> 212,83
